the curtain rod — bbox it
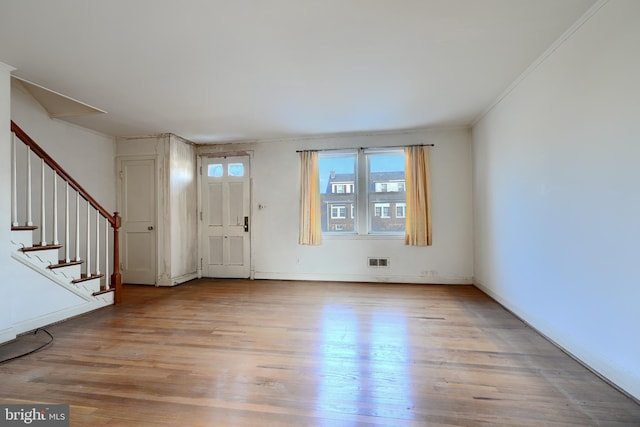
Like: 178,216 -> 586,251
296,143 -> 434,153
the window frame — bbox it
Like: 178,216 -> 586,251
374,203 -> 391,218
319,148 -> 406,238
330,204 -> 347,219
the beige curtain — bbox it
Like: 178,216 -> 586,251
404,146 -> 432,246
298,151 -> 322,245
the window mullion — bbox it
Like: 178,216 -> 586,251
357,150 -> 367,234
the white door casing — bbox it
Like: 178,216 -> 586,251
120,158 -> 156,285
201,156 -> 251,278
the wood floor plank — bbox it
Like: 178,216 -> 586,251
1,279 -> 638,426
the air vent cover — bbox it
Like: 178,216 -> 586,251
368,257 -> 389,267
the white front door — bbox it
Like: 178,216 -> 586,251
201,156 -> 251,278
120,158 -> 156,285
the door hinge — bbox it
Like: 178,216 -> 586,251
200,166 -> 202,175
200,211 -> 203,221
200,258 -> 203,269
119,170 -> 124,179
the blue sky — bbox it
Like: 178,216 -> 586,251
319,154 -> 404,193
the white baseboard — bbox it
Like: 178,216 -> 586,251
173,272 -> 198,285
1,299 -> 111,344
156,272 -> 198,287
254,271 -> 472,284
473,278 -> 639,403
0,327 -> 17,344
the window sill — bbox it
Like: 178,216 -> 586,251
323,233 -> 404,241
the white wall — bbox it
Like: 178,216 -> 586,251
1,73 -> 117,342
200,127 -> 473,284
11,80 -> 116,206
473,0 -> 640,399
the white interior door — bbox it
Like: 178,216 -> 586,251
120,158 -> 156,284
201,156 -> 251,278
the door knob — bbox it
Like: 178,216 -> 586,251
148,226 -> 154,230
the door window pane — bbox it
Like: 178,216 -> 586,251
228,163 -> 245,177
208,164 -> 223,177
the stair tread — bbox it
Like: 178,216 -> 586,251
93,287 -> 115,296
72,274 -> 105,284
11,225 -> 38,231
21,244 -> 63,252
49,260 -> 84,269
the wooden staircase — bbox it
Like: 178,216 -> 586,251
10,121 -> 121,305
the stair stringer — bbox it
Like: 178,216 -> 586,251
10,229 -> 34,248
11,251 -> 105,302
10,228 -> 114,304
6,251 -> 114,342
11,252 -> 113,305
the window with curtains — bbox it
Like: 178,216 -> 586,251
300,146 -> 431,245
318,149 -> 406,235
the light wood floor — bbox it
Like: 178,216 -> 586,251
1,279 -> 638,426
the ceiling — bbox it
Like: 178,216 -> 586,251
0,0 -> 596,143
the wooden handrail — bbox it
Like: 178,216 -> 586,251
11,121 -> 115,226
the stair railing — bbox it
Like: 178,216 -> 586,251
10,121 -> 121,303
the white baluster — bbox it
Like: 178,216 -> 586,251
96,212 -> 100,276
75,192 -> 80,262
52,172 -> 59,245
86,203 -> 91,277
26,146 -> 32,227
11,133 -> 18,227
40,159 -> 46,246
105,219 -> 110,289
64,183 -> 70,263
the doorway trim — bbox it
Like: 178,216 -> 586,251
197,150 -> 255,279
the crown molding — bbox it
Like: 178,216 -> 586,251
472,0 -> 609,127
194,124 -> 470,146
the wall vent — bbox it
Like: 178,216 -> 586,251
368,257 -> 389,267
